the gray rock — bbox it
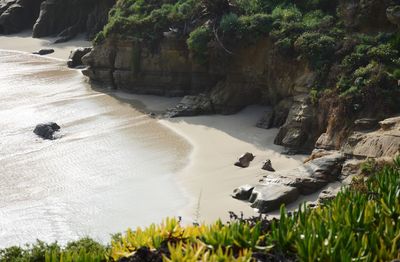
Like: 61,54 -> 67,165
354,118 -> 379,131
274,95 -> 317,153
234,152 -> 255,168
33,122 -> 60,140
261,159 -> 275,172
33,49 -> 54,55
249,184 -> 299,213
165,94 -> 214,118
67,47 -> 92,68
342,116 -> 400,158
231,185 -> 254,201
256,110 -> 274,129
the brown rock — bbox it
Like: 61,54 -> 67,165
261,159 -> 275,172
234,153 -> 255,168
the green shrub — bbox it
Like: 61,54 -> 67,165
187,25 -> 213,65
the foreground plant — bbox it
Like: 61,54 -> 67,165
1,157 -> 400,261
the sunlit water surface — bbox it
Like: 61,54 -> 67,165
0,51 -> 189,247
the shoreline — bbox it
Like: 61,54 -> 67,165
0,31 -> 91,60
0,34 -> 305,224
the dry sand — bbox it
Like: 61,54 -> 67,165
126,94 -> 307,223
1,34 -> 307,225
0,31 -> 91,60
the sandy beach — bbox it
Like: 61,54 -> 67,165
0,33 -> 306,237
0,31 -> 91,60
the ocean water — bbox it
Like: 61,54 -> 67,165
0,51 -> 189,247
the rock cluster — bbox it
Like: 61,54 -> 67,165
233,152 -> 346,213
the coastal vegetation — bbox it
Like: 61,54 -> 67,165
2,157 -> 400,261
95,0 -> 399,104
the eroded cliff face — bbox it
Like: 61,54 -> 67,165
82,0 -> 399,154
32,0 -> 114,41
0,0 -> 113,40
0,0 -> 43,34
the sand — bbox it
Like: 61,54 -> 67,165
123,94 -> 307,223
0,31 -> 91,60
0,34 -> 306,226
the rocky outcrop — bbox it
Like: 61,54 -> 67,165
83,38 -> 314,112
338,0 -> 396,32
0,0 -> 43,34
83,37 -> 221,96
165,94 -> 214,118
32,0 -> 113,40
33,122 -> 60,140
67,47 -> 92,68
342,116 -> 400,159
233,152 -> 346,213
274,95 -> 318,153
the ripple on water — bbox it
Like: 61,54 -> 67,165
0,51 -> 190,247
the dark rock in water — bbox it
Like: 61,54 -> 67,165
33,49 -> 54,55
354,118 -> 379,131
234,153 -> 255,168
249,184 -> 299,213
231,185 -> 254,200
256,110 -> 274,129
33,122 -> 60,140
165,94 -> 214,118
261,159 -> 275,172
67,47 -> 92,68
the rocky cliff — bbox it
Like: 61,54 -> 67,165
0,0 -> 113,41
83,0 -> 400,154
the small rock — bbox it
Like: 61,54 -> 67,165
234,153 -> 255,168
231,185 -> 254,200
33,49 -> 55,56
33,122 -> 60,140
261,159 -> 275,172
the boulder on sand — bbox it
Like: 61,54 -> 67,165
33,122 -> 60,140
261,159 -> 275,172
234,153 -> 255,168
33,49 -> 54,55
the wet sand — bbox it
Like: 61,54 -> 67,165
0,35 -> 305,246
